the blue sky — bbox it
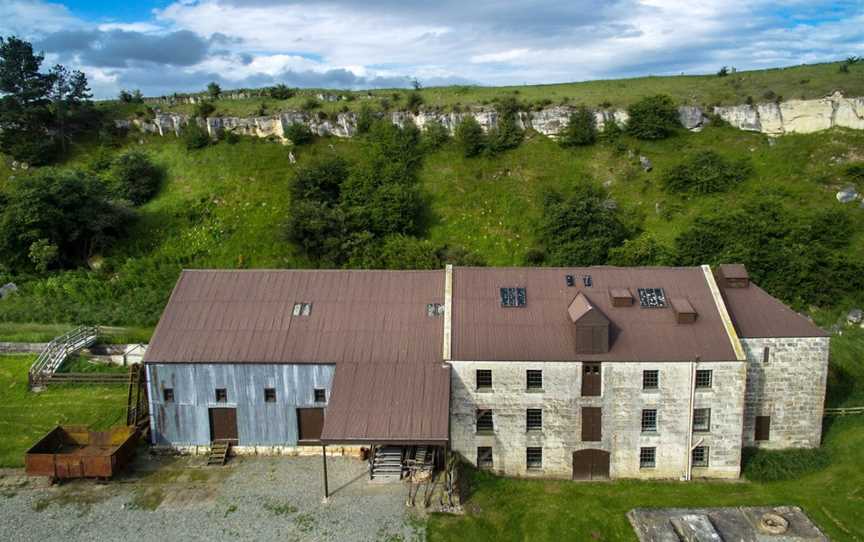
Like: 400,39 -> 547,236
2,0 -> 862,99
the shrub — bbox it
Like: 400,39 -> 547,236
421,120 -> 450,151
607,234 -> 674,266
600,117 -> 623,141
716,66 -> 729,77
348,234 -> 441,269
193,100 -> 215,118
559,106 -> 597,147
845,163 -> 864,185
626,95 -> 679,140
406,92 -> 424,113
301,98 -> 320,111
290,157 -> 349,204
356,104 -> 375,135
182,122 -> 211,150
538,185 -> 632,266
662,151 -> 752,194
268,84 -> 294,100
108,151 -> 164,205
206,82 -> 221,99
742,447 -> 830,482
455,116 -> 485,157
486,97 -> 523,153
285,123 -> 313,145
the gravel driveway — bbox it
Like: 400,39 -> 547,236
0,454 -> 424,542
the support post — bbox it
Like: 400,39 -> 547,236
322,445 -> 329,502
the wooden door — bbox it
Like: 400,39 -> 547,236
755,416 -> 771,441
209,408 -> 238,442
581,407 -> 602,442
572,449 -> 610,480
581,363 -> 601,396
297,407 -> 324,443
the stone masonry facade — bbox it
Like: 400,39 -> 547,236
450,360 -> 746,480
740,337 -> 830,449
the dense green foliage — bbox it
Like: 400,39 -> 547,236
742,447 -> 831,482
107,150 -> 163,205
536,185 -> 632,266
192,100 -> 215,118
0,169 -> 131,272
268,84 -> 295,100
182,122 -> 210,149
559,106 -> 597,147
607,233 -> 674,266
662,151 -> 752,194
421,120 -> 450,151
285,122 -> 314,145
486,97 -> 524,153
627,94 -> 680,140
455,116 -> 485,157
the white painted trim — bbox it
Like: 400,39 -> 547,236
443,264 -> 453,361
701,264 -> 746,361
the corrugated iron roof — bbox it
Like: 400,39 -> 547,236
452,266 -> 739,362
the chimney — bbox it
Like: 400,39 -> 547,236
609,288 -> 634,307
671,298 -> 698,324
718,264 -> 749,288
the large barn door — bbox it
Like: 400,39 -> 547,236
572,449 -> 610,480
209,408 -> 238,442
297,407 -> 324,443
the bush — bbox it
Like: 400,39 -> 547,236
845,163 -> 864,185
182,122 -> 211,150
486,97 -> 523,153
559,106 -> 597,147
268,84 -> 294,100
626,95 -> 679,140
285,123 -> 313,145
301,98 -> 320,111
742,447 -> 830,482
455,116 -> 485,157
206,82 -> 221,99
406,92 -> 424,113
193,100 -> 215,118
421,120 -> 450,151
108,151 -> 164,205
348,234 -> 441,269
356,104 -> 375,134
607,234 -> 674,266
290,157 -> 348,204
662,151 -> 752,194
600,118 -> 623,141
538,185 -> 632,266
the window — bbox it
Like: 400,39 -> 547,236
313,388 -> 326,403
476,410 -> 494,432
581,363 -> 601,396
163,388 -> 174,403
526,447 -> 543,470
215,388 -> 228,403
264,388 -> 277,403
755,416 -> 771,441
639,447 -> 656,469
695,369 -> 713,389
642,370 -> 659,390
526,370 -> 543,390
693,408 -> 711,432
641,409 -> 657,432
500,287 -> 527,307
292,302 -> 312,316
692,446 -> 709,468
762,346 -> 770,365
476,369 -> 492,390
426,303 -> 444,317
526,409 -> 543,431
477,447 -> 493,469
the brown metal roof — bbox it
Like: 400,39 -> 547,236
452,266 -> 739,362
715,274 -> 829,338
144,269 -> 449,443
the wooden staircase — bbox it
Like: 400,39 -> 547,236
370,445 -> 404,482
207,440 -> 232,466
28,325 -> 100,390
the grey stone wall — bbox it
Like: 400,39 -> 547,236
449,360 -> 745,480
740,337 -> 829,449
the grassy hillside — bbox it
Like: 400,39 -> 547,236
99,61 -> 864,119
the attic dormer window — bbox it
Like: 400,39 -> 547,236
293,302 -> 312,316
500,287 -> 527,307
426,303 -> 444,317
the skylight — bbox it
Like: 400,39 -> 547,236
637,288 -> 667,308
500,287 -> 527,307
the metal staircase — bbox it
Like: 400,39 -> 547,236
370,445 -> 404,481
28,325 -> 100,390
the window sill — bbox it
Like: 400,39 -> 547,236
641,431 -> 659,436
476,388 -> 494,393
525,388 -> 544,393
475,430 -> 495,436
526,429 -> 543,434
642,388 -> 659,393
639,466 -> 656,470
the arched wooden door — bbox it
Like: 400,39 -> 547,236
572,449 -> 610,480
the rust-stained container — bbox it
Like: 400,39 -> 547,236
25,425 -> 139,480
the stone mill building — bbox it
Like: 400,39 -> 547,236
143,264 -> 829,481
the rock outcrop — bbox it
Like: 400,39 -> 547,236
117,92 -> 864,144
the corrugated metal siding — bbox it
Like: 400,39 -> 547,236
147,363 -> 335,446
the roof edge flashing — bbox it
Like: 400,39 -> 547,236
702,265 -> 746,361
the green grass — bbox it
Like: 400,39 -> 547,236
0,355 -> 128,467
0,323 -> 152,344
98,61 -> 864,118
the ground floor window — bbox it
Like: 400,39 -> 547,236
692,446 -> 709,467
639,447 -> 656,469
526,447 -> 543,470
477,447 -> 493,469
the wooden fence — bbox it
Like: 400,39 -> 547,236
824,406 -> 864,417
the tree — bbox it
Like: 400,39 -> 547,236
356,104 -> 375,134
486,96 -> 524,153
559,106 -> 597,147
607,234 -> 673,266
0,36 -> 55,164
193,100 -> 215,118
455,116 -> 485,157
207,81 -> 221,99
626,95 -> 679,140
118,90 -> 133,103
108,151 -> 164,205
182,122 -> 210,149
47,64 -> 92,153
537,185 -> 632,266
0,169 -> 131,271
662,151 -> 752,195
285,122 -> 313,145
268,84 -> 294,100
421,120 -> 450,151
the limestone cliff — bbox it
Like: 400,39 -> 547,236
116,92 -> 864,144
